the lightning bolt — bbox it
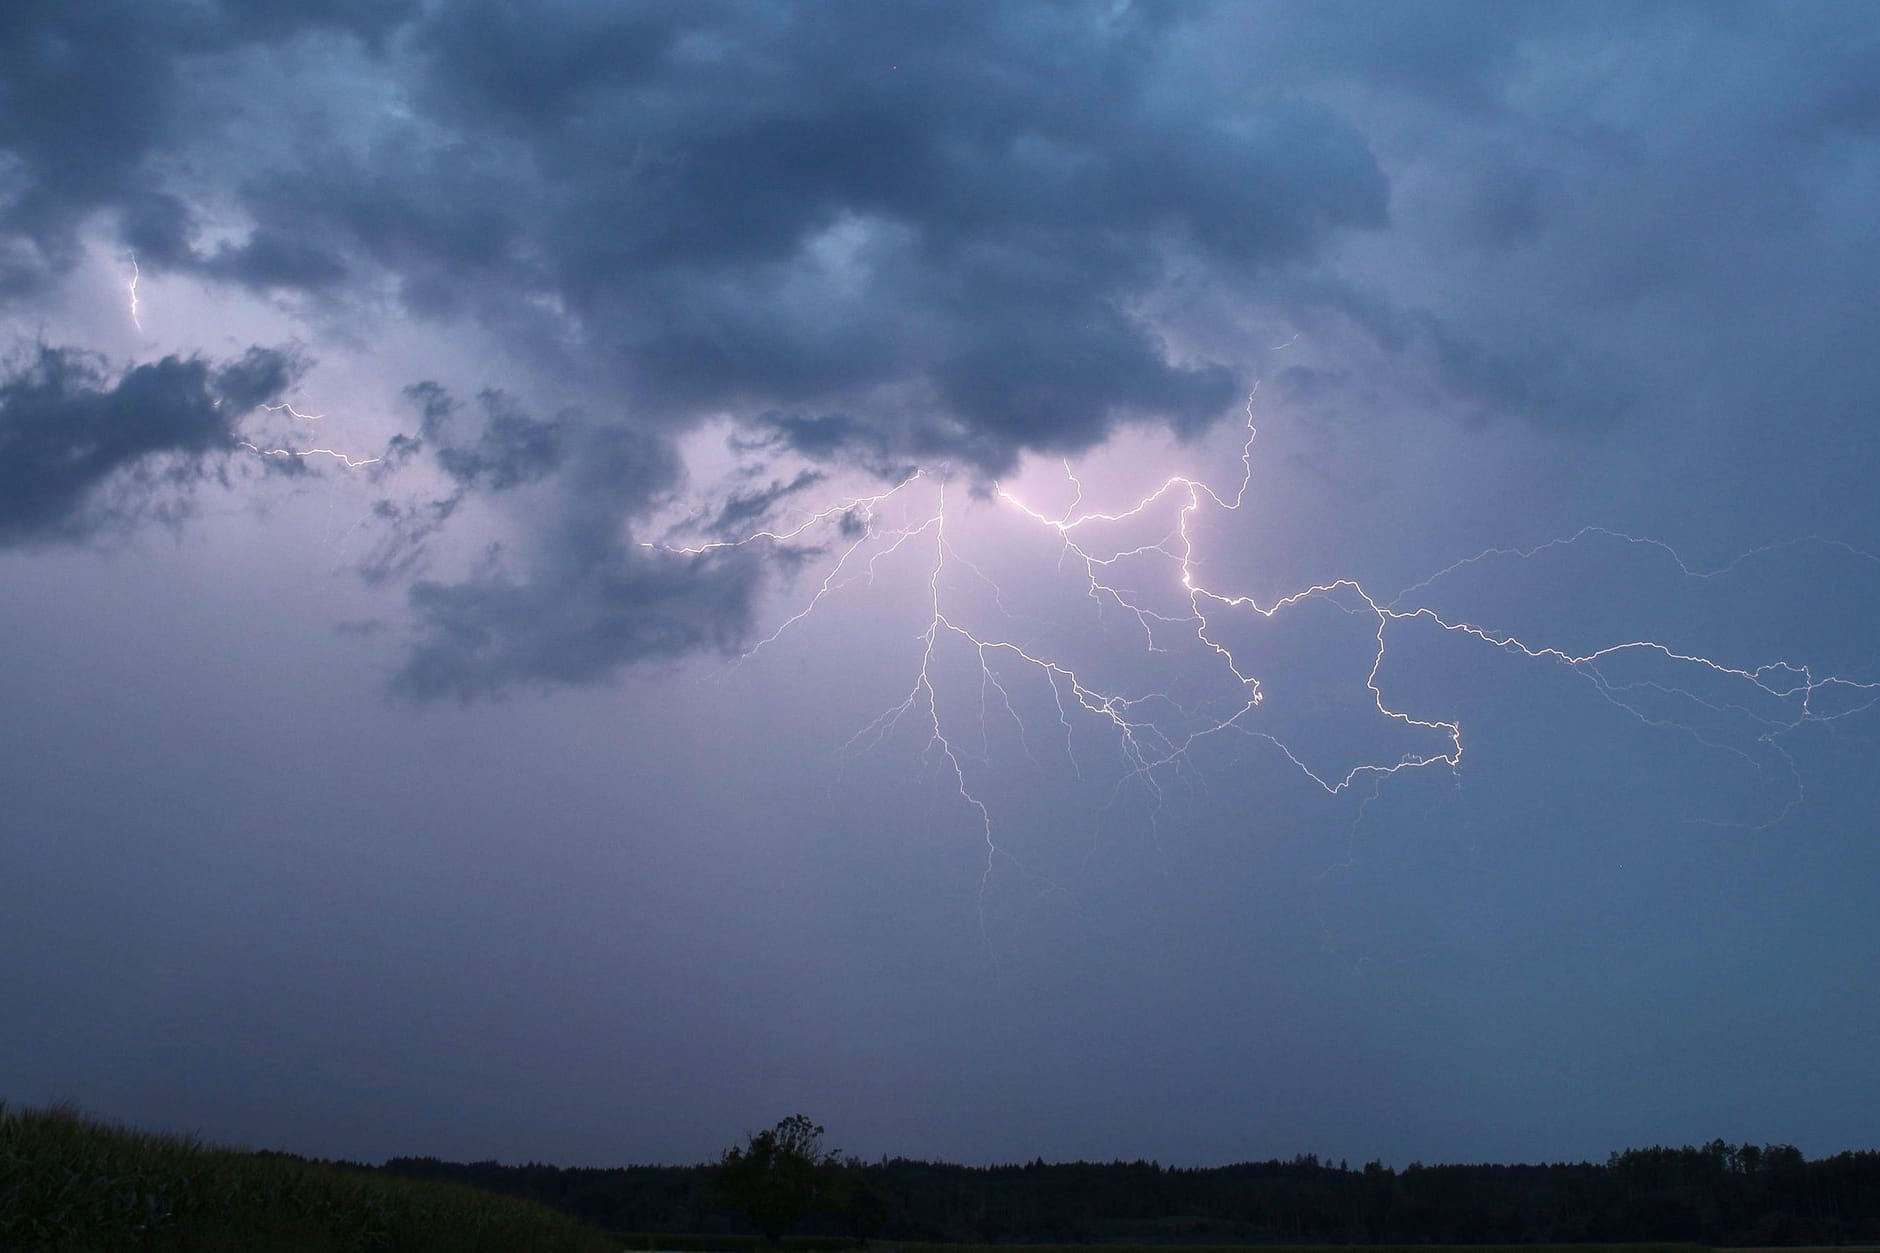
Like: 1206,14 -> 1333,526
237,442 -> 381,469
654,392 -> 1879,925
126,253 -> 142,332
238,397 -> 379,468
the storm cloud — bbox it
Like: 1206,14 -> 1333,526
0,0 -> 414,292
6,0 -> 1880,696
0,344 -> 291,544
383,1 -> 1385,465
7,2 -> 1387,473
393,412 -> 768,700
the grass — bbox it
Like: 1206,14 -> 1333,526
0,1100 -> 617,1252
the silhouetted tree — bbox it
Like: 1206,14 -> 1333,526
384,1141 -> 1880,1246
711,1115 -> 839,1246
831,1156 -> 890,1245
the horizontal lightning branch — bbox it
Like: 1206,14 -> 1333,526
238,441 -> 380,469
652,393 -> 1879,904
239,397 -> 378,469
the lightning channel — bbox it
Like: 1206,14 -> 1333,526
126,253 -> 142,332
654,390 -> 1878,915
237,442 -> 382,469
238,397 -> 380,469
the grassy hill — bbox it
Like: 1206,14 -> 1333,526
0,1100 -> 616,1252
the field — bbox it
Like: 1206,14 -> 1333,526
0,1100 -> 616,1252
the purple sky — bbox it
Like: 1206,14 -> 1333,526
3,1 -> 1878,1169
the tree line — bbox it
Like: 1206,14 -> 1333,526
377,1134 -> 1880,1246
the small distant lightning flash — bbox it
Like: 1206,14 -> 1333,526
114,259 -> 374,467
239,397 -> 378,468
126,253 -> 142,332
237,442 -> 381,469
653,392 -> 1879,913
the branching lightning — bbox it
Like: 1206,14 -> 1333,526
653,392 -> 1879,913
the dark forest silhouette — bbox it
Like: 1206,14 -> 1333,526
379,1140 -> 1880,1245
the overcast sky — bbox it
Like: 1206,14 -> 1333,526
4,0 -> 1879,1169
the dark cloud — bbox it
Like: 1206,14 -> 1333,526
1250,2 -> 1880,440
354,494 -> 459,590
0,344 -> 291,545
746,412 -> 879,463
363,382 -> 764,698
9,0 -> 1879,694
0,0 -> 417,292
734,411 -> 918,486
199,229 -> 351,292
393,415 -> 768,700
0,1 -> 1383,695
38,1 -> 1387,473
349,381 -> 569,590
1244,0 -> 1548,109
213,345 -> 298,411
408,382 -> 566,493
703,469 -> 828,539
396,544 -> 766,701
421,1 -> 1381,468
9,1 -> 1875,463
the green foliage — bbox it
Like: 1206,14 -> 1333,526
0,1100 -> 614,1253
